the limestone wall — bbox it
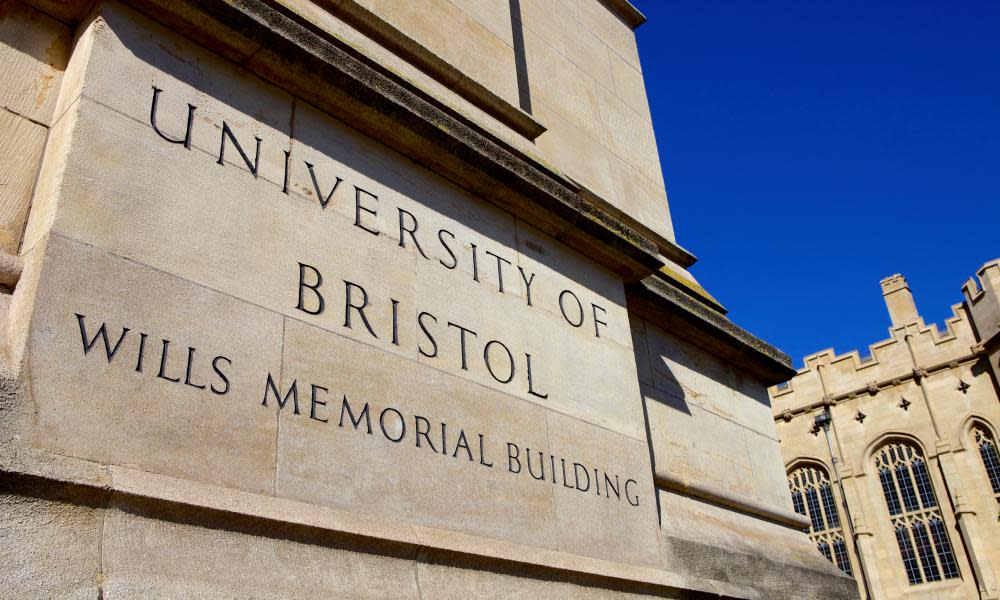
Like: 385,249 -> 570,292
0,1 -> 856,598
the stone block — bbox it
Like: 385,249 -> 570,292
533,100 -> 617,205
60,2 -> 293,188
362,0 -> 520,107
609,50 -> 650,121
101,501 -> 421,599
578,0 -> 641,70
27,233 -> 283,493
745,427 -> 795,508
643,383 -> 756,500
0,110 -> 46,254
274,316 -> 558,549
416,560 -> 679,599
607,154 -> 673,244
0,482 -> 102,600
524,28 -> 603,143
629,317 -> 652,386
645,321 -> 777,439
0,1 -> 69,125
450,0 -> 514,47
518,0 -> 613,90
596,85 -> 664,189
545,410 -> 661,566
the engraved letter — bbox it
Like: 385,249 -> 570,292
296,263 -> 324,315
211,356 -> 231,395
305,162 -> 343,209
558,289 -> 584,327
149,87 -> 194,149
76,314 -> 129,362
217,121 -> 261,178
262,372 -> 300,414
418,311 -> 438,358
343,280 -> 378,338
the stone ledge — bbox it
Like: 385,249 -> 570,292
115,0 -> 664,282
655,473 -> 809,530
0,451 -> 760,600
626,277 -> 796,386
601,0 -> 646,29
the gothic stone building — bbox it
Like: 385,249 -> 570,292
771,261 -> 1000,600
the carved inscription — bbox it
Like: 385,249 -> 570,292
149,87 -> 619,401
74,313 -> 642,508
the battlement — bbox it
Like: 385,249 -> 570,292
770,273 -> 979,415
962,258 -> 1000,348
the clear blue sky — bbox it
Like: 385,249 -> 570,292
634,0 -> 1000,367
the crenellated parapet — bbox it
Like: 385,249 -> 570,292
771,295 -> 978,417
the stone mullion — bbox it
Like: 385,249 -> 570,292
839,468 -> 885,598
935,445 -> 1000,598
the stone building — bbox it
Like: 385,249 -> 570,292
771,262 -> 1000,599
0,1 -> 855,598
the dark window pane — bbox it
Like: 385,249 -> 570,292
792,491 -> 806,516
979,439 -> 1000,495
912,460 -> 937,508
820,483 -> 840,529
895,525 -> 922,584
912,521 -> 941,582
805,488 -> 824,532
880,468 -> 902,515
833,539 -> 853,576
818,541 -> 832,563
928,518 -> 960,579
896,464 -> 920,512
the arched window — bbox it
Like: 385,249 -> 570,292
874,442 -> 960,584
972,425 -> 1000,502
788,465 -> 853,575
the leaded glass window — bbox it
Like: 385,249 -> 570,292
788,465 -> 853,575
874,442 -> 960,585
972,425 -> 1000,500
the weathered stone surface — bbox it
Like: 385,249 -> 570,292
0,1 -> 69,125
0,479 -> 102,600
524,27 -> 603,143
0,110 -> 46,254
274,316 -> 557,549
608,50 -> 650,122
101,501 -> 422,599
27,233 -> 283,493
578,0 -> 641,70
518,0 -> 613,91
659,490 -> 858,600
596,85 -> 664,190
360,0 -> 519,107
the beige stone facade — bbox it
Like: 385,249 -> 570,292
0,1 -> 855,598
771,263 -> 1000,599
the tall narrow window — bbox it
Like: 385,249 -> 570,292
972,425 -> 1000,501
874,442 -> 960,585
788,465 -> 853,575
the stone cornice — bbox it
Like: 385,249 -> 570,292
602,0 -> 647,29
626,277 -> 796,386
